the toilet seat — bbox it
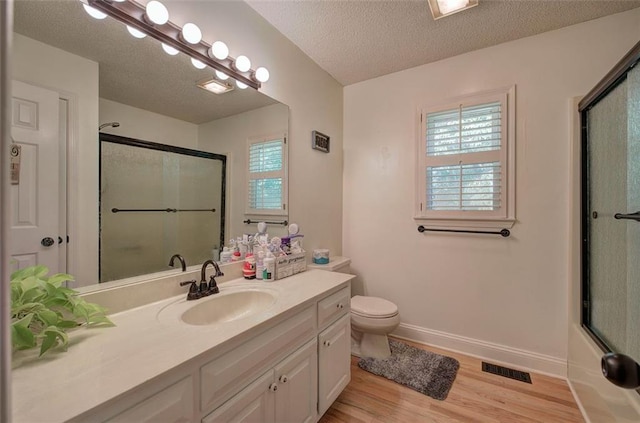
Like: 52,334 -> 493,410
351,295 -> 398,318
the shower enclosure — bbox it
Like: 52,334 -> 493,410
99,134 -> 226,282
580,42 -> 640,389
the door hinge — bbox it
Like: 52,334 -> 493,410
284,136 -> 287,144
583,300 -> 589,309
420,203 -> 423,212
283,203 -> 286,210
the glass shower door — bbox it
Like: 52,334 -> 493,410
586,64 -> 640,370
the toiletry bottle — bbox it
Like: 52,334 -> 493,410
220,247 -> 232,263
263,253 -> 275,282
256,250 -> 265,280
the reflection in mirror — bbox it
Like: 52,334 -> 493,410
100,134 -> 226,282
11,0 -> 289,289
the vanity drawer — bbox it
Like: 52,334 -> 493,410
317,287 -> 350,330
105,376 -> 194,423
200,305 -> 316,413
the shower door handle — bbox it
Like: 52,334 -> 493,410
602,352 -> 640,389
614,211 -> 640,222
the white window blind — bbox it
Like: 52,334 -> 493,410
247,136 -> 287,214
426,101 -> 502,212
416,87 -> 515,228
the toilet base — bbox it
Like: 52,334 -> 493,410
351,329 -> 392,359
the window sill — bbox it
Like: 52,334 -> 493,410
413,216 -> 515,232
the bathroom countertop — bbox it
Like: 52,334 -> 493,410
11,269 -> 353,422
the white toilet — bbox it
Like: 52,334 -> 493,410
307,256 -> 400,359
350,295 -> 400,359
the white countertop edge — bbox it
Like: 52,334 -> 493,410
12,269 -> 353,422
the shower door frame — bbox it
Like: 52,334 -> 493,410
98,132 -> 227,282
579,40 -> 640,360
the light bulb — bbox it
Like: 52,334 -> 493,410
234,55 -> 251,72
146,0 -> 169,25
236,80 -> 248,90
209,41 -> 229,61
254,67 -> 270,83
112,0 -> 126,2
126,26 -> 147,39
181,23 -> 202,44
215,70 -> 229,80
83,4 -> 107,20
191,58 -> 206,69
162,43 -> 179,56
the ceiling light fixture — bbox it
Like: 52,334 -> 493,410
161,43 -> 179,56
427,0 -> 478,20
126,25 -> 147,38
82,3 -> 107,19
197,77 -> 234,95
145,0 -> 169,25
191,58 -> 206,69
85,0 -> 265,90
215,70 -> 229,80
181,22 -> 202,45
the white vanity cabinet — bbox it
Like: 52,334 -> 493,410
13,273 -> 353,423
203,339 -> 318,423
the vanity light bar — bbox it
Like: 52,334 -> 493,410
86,0 -> 261,90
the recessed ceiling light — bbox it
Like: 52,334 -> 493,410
427,0 -> 478,20
196,78 -> 234,95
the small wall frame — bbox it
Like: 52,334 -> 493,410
311,130 -> 330,153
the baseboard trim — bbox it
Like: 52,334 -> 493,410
393,323 -> 567,378
567,379 -> 592,423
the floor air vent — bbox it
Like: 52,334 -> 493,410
482,362 -> 532,383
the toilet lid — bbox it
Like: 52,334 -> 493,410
351,295 -> 398,318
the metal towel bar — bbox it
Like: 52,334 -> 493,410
243,219 -> 288,226
417,225 -> 510,237
111,208 -> 216,213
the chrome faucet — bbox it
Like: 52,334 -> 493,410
168,254 -> 187,272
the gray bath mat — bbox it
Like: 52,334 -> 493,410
358,339 -> 460,400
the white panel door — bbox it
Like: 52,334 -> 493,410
10,81 -> 60,273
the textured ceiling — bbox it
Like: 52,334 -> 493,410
247,0 -> 640,86
13,0 -> 278,124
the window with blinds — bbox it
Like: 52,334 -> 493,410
416,87 -> 515,227
247,135 -> 287,215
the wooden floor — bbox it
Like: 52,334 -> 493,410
319,338 -> 584,423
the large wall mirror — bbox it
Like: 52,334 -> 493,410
10,0 -> 289,288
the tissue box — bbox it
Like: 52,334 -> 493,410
275,251 -> 307,280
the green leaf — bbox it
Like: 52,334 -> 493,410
11,323 -> 35,349
86,315 -> 115,327
57,320 -> 80,329
47,273 -> 74,287
39,331 -> 58,356
12,313 -> 34,328
36,309 -> 59,326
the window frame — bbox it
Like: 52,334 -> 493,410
415,86 -> 516,230
245,132 -> 288,216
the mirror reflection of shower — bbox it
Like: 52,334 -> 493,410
99,122 -> 120,130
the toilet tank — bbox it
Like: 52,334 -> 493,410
307,256 -> 351,274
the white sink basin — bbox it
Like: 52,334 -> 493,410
181,290 -> 276,326
157,285 -> 279,327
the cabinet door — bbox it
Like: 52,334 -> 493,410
202,371 -> 275,423
274,339 -> 318,423
318,313 -> 351,415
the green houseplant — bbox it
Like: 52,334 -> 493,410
11,265 -> 114,357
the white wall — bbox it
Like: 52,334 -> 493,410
198,103 -> 289,242
11,33 -> 99,287
168,0 -> 344,259
343,9 -> 640,376
99,98 -> 198,148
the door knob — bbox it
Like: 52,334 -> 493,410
601,352 -> 640,389
41,237 -> 55,247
